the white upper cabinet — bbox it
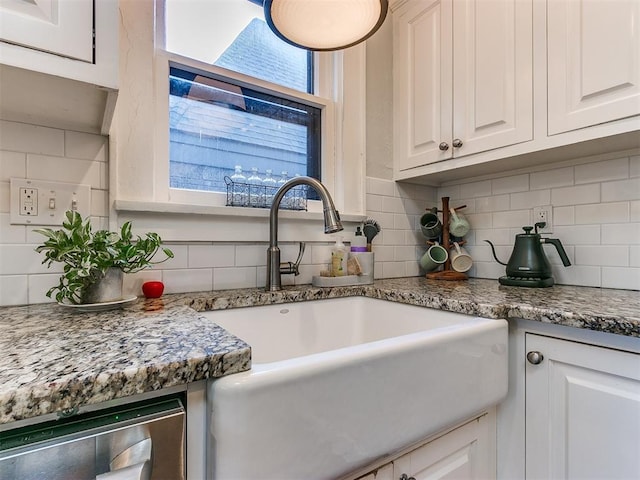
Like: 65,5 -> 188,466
393,0 -> 533,173
547,0 -> 640,135
392,0 -> 640,184
0,0 -> 118,134
0,0 -> 93,63
0,0 -> 118,90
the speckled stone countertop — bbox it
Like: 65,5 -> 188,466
171,277 -> 639,337
1,277 -> 638,426
0,300 -> 250,425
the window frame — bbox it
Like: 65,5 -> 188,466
111,0 -> 366,242
165,59 -> 326,204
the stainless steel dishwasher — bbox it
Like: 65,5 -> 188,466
0,397 -> 185,480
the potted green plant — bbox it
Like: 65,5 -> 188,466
35,211 -> 174,304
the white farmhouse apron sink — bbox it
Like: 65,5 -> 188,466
202,297 -> 508,480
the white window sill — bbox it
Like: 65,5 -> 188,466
114,200 -> 366,243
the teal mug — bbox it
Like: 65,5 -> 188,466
420,211 -> 442,240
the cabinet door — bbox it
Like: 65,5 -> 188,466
547,0 -> 640,135
525,334 -> 640,480
393,415 -> 493,480
394,0 -> 453,171
452,0 -> 533,157
0,0 -> 93,62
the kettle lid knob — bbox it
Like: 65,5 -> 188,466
522,226 -> 533,234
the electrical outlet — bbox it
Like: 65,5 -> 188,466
10,178 -> 91,226
533,205 -> 553,234
19,187 -> 38,216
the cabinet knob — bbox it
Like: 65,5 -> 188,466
452,138 -> 463,148
439,142 -> 449,151
527,351 -> 544,365
399,475 -> 416,480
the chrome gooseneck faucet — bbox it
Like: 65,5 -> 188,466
266,176 -> 343,291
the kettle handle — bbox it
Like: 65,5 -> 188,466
544,238 -> 572,267
484,240 -> 508,266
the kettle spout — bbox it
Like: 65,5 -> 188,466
543,238 -> 572,267
484,240 -> 508,266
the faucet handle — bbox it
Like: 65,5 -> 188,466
280,242 -> 306,276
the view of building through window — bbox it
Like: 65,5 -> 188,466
165,0 -> 318,197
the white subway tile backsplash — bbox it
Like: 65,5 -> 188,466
601,177 -> 640,202
382,195 -> 404,213
553,225 -> 601,245
188,244 -> 235,268
0,150 -> 27,181
0,275 -> 28,305
530,166 -> 574,190
27,155 -> 102,189
213,267 -> 257,290
574,245 -> 629,267
367,177 -> 396,197
27,273 -> 61,304
157,244 -> 188,269
630,156 -> 640,178
393,213 -> 412,230
383,229 -> 406,245
475,195 -> 510,213
575,202 -> 629,225
554,206 -> 575,226
366,194 -> 382,212
0,121 -> 64,156
381,261 -> 406,278
235,244 -> 266,267
0,213 -> 26,243
0,244 -> 62,275
602,223 -> 640,245
90,189 -> 109,217
492,210 -> 530,228
472,228 -> 512,245
601,267 -> 640,290
510,190 -> 550,211
163,268 -> 213,294
552,184 -> 600,206
64,131 -> 108,162
437,184 -> 461,200
553,265 -> 601,288
575,157 -> 629,185
459,180 -> 492,199
2,124 -> 640,304
394,246 -> 416,261
0,182 -> 10,213
492,174 -> 529,195
466,213 -> 493,230
631,201 -> 640,222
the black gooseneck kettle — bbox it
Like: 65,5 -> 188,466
485,222 -> 571,287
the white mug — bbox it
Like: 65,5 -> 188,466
450,242 -> 473,272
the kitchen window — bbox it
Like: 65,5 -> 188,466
112,0 -> 366,241
165,0 -> 323,200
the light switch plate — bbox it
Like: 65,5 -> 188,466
10,178 -> 91,226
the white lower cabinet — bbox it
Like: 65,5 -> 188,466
357,413 -> 494,480
525,333 -> 640,480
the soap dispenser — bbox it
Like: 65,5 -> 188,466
331,237 -> 348,276
351,227 -> 367,252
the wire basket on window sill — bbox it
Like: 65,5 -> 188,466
224,176 -> 307,211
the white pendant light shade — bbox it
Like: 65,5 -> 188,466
264,0 -> 388,51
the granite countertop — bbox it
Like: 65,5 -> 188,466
1,277 -> 638,426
